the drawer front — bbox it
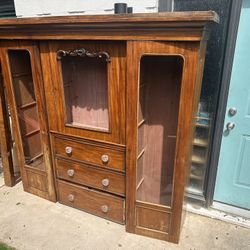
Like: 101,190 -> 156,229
58,180 -> 125,224
56,158 -> 125,196
54,137 -> 125,172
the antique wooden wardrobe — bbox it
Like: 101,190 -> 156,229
0,12 -> 218,243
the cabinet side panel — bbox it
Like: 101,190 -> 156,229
0,60 -> 15,186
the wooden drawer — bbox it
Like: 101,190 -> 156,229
54,136 -> 125,172
56,158 -> 125,196
57,180 -> 125,224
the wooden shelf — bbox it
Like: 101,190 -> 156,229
190,173 -> 203,181
12,72 -> 31,78
27,152 -> 43,164
140,83 -> 146,88
137,148 -> 145,160
186,186 -> 203,196
185,191 -> 206,202
195,122 -> 210,128
17,101 -> 37,110
63,83 -> 71,88
193,138 -> 208,147
138,119 -> 146,127
23,128 -> 40,138
136,177 -> 144,190
191,155 -> 206,165
195,115 -> 210,120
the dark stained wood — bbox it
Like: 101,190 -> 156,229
58,180 -> 125,224
55,158 -> 125,196
53,135 -> 125,173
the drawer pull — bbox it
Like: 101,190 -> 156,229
101,154 -> 109,163
101,178 -> 110,187
65,146 -> 73,155
67,169 -> 75,177
68,194 -> 75,202
101,205 -> 109,213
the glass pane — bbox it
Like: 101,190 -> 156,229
136,55 -> 183,207
174,0 -> 232,202
8,50 -> 45,170
60,55 -> 109,131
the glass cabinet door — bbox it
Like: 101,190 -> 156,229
136,55 -> 183,207
8,50 -> 45,170
125,40 -> 201,240
46,42 -> 126,144
0,42 -> 56,201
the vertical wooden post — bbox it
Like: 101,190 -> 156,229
0,69 -> 15,186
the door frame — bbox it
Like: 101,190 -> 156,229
206,0 -> 243,206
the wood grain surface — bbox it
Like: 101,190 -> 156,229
58,180 -> 125,224
56,158 -> 125,196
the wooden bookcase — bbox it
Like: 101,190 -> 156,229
0,12 -> 218,243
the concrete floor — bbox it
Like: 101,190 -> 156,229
0,179 -> 250,250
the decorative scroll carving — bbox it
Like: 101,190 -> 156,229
56,48 -> 111,62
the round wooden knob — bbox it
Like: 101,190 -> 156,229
101,178 -> 109,187
101,205 -> 109,213
65,146 -> 73,155
68,194 -> 74,202
67,169 -> 75,177
101,154 -> 109,163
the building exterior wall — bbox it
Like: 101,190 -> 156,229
14,0 -> 158,17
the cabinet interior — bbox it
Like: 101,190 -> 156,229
60,55 -> 109,131
136,55 -> 183,207
8,50 -> 45,170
